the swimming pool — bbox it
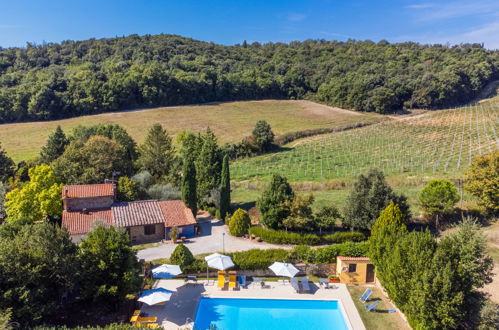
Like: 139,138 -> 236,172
193,297 -> 350,330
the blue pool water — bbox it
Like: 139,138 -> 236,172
193,298 -> 350,330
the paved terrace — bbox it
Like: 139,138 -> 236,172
140,279 -> 366,330
137,218 -> 292,261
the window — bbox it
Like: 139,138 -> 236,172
348,263 -> 357,273
144,225 -> 156,235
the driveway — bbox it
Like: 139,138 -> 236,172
136,218 -> 291,261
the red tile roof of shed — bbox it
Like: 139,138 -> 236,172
62,183 -> 115,198
158,200 -> 197,228
337,256 -> 370,261
62,209 -> 113,235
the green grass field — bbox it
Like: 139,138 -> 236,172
0,99 -> 381,162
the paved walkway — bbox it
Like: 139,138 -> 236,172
137,217 -> 291,261
142,279 -> 365,330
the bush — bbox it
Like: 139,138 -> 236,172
146,184 -> 181,201
207,206 -> 217,217
229,249 -> 290,270
322,231 -> 366,243
288,245 -> 315,263
314,242 -> 368,264
229,209 -> 251,237
249,227 -> 321,245
170,244 -> 194,267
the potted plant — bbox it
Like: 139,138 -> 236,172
328,275 -> 340,283
169,226 -> 179,243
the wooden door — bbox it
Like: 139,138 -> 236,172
366,264 -> 375,283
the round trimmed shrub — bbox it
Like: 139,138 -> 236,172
170,243 -> 194,266
229,208 -> 251,237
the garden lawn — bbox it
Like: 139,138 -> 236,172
347,285 -> 410,330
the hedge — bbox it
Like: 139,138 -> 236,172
322,231 -> 366,244
249,227 -> 321,245
152,242 -> 368,274
248,226 -> 366,245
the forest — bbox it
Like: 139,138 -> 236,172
0,34 -> 498,123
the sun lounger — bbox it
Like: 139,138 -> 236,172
252,277 -> 262,287
290,277 -> 300,293
359,288 -> 372,302
277,279 -> 290,285
229,274 -> 238,289
238,275 -> 247,288
365,300 -> 379,312
319,278 -> 330,289
136,316 -> 158,323
301,277 -> 311,292
217,274 -> 226,288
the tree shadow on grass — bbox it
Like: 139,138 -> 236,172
231,201 -> 256,212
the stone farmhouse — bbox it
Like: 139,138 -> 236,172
61,183 -> 197,243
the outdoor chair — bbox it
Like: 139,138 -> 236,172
301,277 -> 311,292
290,277 -> 300,293
229,274 -> 238,290
319,278 -> 331,289
260,281 -> 271,289
185,276 -> 197,285
238,275 -> 247,288
252,277 -> 262,287
136,316 -> 158,323
277,279 -> 290,285
359,288 -> 372,302
365,300 -> 379,312
217,274 -> 226,289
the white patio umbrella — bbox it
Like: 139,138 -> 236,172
204,253 -> 235,281
269,262 -> 299,278
138,288 -> 175,305
152,264 -> 182,279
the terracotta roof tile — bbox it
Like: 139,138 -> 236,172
62,184 -> 115,198
337,256 -> 370,261
112,200 -> 164,227
158,200 -> 197,227
62,209 -> 113,235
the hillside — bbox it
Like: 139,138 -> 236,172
232,97 -> 499,183
0,100 -> 382,162
0,34 -> 498,124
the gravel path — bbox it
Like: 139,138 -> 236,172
136,218 -> 291,261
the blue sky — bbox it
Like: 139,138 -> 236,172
1,0 -> 498,49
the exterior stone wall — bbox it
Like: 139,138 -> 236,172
64,196 -> 114,211
128,223 -> 164,243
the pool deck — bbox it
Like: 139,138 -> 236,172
141,279 -> 366,330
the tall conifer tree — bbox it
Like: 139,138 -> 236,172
39,125 -> 68,164
182,156 -> 197,217
196,128 -> 221,204
219,154 -> 231,220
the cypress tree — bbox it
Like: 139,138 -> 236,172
219,154 -> 231,220
182,156 -> 197,217
39,125 -> 68,164
0,143 -> 15,183
196,128 -> 222,204
137,124 -> 175,181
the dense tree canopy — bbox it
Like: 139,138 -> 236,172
137,124 -> 176,182
78,225 -> 141,304
0,222 -> 78,325
0,143 -> 15,183
257,174 -> 295,229
465,150 -> 499,212
0,35 -> 496,123
53,136 -> 127,184
5,164 -> 62,222
343,168 -> 410,230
